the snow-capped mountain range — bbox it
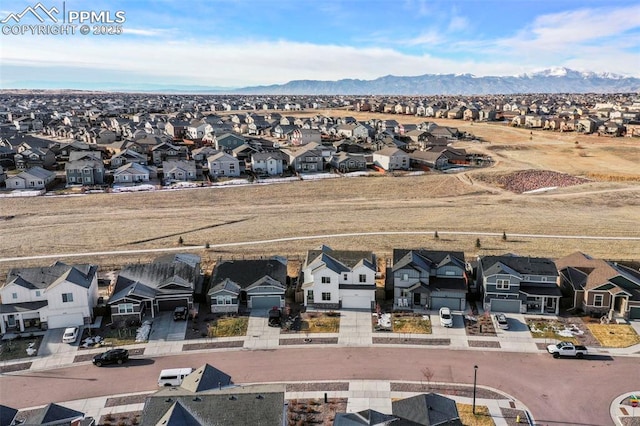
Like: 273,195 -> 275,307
233,68 -> 639,95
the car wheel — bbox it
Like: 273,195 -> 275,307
95,361 -> 102,367
553,352 -> 559,358
576,352 -> 584,359
117,359 -> 123,364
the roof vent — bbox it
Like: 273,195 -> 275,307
228,395 -> 237,401
192,396 -> 202,402
256,394 -> 264,400
165,398 -> 172,403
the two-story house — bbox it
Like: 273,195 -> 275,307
282,146 -> 324,173
477,255 -> 561,314
65,158 -> 105,186
0,262 -> 99,332
300,245 -> 376,310
391,249 -> 468,311
207,257 -> 288,314
151,142 -> 189,166
250,151 -> 288,176
372,147 -> 410,171
207,152 -> 240,177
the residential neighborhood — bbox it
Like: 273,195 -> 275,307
1,92 -> 639,195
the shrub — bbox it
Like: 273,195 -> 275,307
475,238 -> 481,248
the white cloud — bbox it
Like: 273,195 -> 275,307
447,15 -> 469,33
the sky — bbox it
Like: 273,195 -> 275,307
0,0 -> 639,89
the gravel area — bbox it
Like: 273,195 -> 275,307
286,382 -> 349,392
373,337 -> 450,345
501,407 -> 530,425
99,410 -> 142,425
621,417 -> 640,426
0,362 -> 32,373
481,169 -> 590,193
390,383 -> 504,399
279,337 -> 338,345
468,340 -> 501,348
182,340 -> 244,351
105,393 -> 151,407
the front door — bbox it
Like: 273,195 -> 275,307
413,292 -> 421,306
7,315 -> 16,328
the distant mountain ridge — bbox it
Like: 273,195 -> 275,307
234,68 -> 640,95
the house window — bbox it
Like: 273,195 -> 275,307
62,293 -> 74,303
322,292 -> 331,301
307,290 -> 314,302
118,303 -> 134,314
359,274 -> 367,283
321,277 -> 331,284
496,279 -> 510,290
594,294 -> 604,307
35,290 -> 41,297
402,273 -> 409,281
12,292 -> 17,299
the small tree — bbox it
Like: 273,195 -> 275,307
502,231 -> 507,241
421,367 -> 434,391
205,242 -> 210,249
475,238 -> 481,248
434,230 -> 439,239
178,236 -> 184,245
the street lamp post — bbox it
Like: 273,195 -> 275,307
473,365 -> 478,414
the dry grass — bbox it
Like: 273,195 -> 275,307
1,116 -> 639,275
392,314 -> 432,334
526,319 -> 580,344
207,316 -> 248,337
301,313 -> 340,333
586,324 -> 640,348
457,404 -> 495,426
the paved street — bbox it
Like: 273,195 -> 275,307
1,310 -> 639,425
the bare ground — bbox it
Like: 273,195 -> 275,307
1,117 -> 639,274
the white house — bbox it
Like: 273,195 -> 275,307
250,151 -> 288,176
372,147 -> 410,171
113,162 -> 153,184
301,245 -> 377,310
0,262 -> 99,332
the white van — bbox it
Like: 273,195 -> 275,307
157,368 -> 193,387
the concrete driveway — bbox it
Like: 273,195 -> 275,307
37,327 -> 81,356
147,311 -> 187,342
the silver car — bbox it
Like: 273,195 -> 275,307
495,313 -> 509,330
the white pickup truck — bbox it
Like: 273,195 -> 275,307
547,341 -> 588,358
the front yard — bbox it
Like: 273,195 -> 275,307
457,404 -> 495,426
301,312 -> 340,333
207,316 -> 249,337
526,318 -> 591,345
391,313 -> 432,333
586,324 -> 640,348
0,336 -> 42,361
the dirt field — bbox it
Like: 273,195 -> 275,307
0,115 -> 639,274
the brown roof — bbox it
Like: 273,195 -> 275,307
555,251 -> 619,291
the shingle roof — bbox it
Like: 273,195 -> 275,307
480,255 -> 558,277
179,364 -> 232,393
210,258 -> 287,290
17,402 -> 85,425
3,262 -> 97,292
392,393 -> 462,426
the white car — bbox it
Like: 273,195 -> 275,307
439,307 -> 453,327
62,326 -> 79,344
495,313 -> 509,330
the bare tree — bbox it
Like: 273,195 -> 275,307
421,367 -> 434,391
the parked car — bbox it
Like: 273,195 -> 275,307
62,327 -> 79,344
439,307 -> 453,327
495,313 -> 509,330
93,349 -> 129,367
547,341 -> 588,358
268,307 -> 282,327
173,306 -> 188,321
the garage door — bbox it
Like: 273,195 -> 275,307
431,297 -> 464,311
47,313 -> 84,329
341,296 -> 372,310
490,299 -> 521,313
629,307 -> 640,320
251,296 -> 282,310
157,299 -> 189,311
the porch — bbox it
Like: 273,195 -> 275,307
0,301 -> 47,334
520,285 -> 562,315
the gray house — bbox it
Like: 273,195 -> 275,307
250,151 -> 288,176
392,249 -> 468,311
329,152 -> 367,172
477,255 -> 561,314
208,151 -> 240,177
65,158 -> 105,186
109,253 -> 202,322
282,146 -> 324,173
163,160 -> 197,182
5,166 -> 56,190
207,257 -> 288,313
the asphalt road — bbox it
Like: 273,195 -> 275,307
0,347 -> 633,426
